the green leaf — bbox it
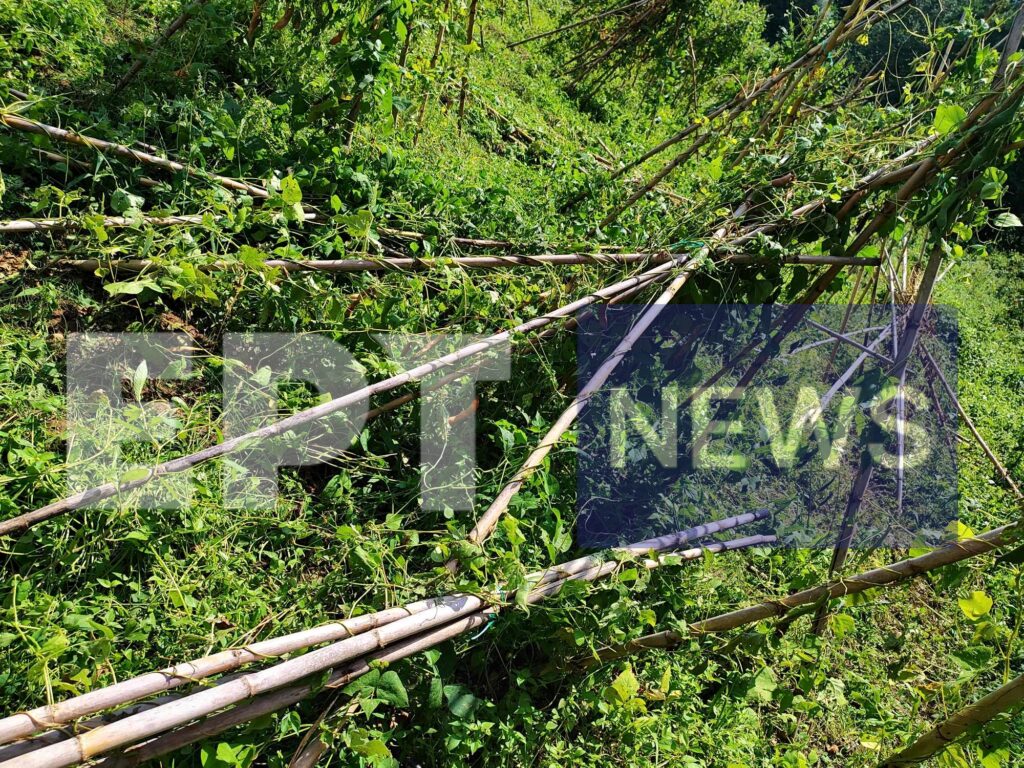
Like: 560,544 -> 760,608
280,175 -> 302,204
958,590 -> 993,620
708,155 -> 724,182
104,279 -> 163,297
120,468 -> 153,484
934,103 -> 967,135
111,189 -> 144,214
443,684 -> 480,718
132,359 -> 148,402
748,667 -> 777,703
831,613 -> 855,640
376,670 -> 408,707
993,212 -> 1022,228
428,676 -> 443,708
608,667 -> 640,703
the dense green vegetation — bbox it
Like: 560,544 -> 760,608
0,1 -> 1023,766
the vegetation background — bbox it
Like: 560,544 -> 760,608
0,0 -> 1022,766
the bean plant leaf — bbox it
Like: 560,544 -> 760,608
993,212 -> 1022,228
748,667 -> 777,703
280,175 -> 302,204
375,670 -> 408,707
132,360 -> 148,402
443,684 -> 480,718
934,103 -> 967,135
958,590 -> 993,620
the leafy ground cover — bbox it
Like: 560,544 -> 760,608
0,0 -> 1023,766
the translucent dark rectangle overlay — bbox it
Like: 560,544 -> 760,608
576,304 -> 959,550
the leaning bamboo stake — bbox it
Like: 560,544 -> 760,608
880,671 -> 1024,767
112,0 -> 209,93
812,241 -> 944,634
456,0 -> 480,131
696,536 -> 1015,638
414,0 -> 452,145
805,319 -> 893,364
0,114 -> 270,199
919,345 -> 1024,501
446,206 -> 748,571
0,253 -> 689,537
591,524 -> 1016,663
2,524 -> 772,768
638,96 -> 1003,427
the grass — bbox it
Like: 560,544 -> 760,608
0,0 -> 1022,766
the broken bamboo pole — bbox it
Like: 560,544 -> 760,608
590,523 -> 1016,663
0,114 -> 269,198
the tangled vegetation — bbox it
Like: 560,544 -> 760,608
1,0 -> 1023,766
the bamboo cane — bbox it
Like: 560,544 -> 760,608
0,598 -> 453,745
99,534 -> 777,768
919,345 -> 1024,501
0,509 -> 766,750
0,212 -> 521,254
58,253 -> 883,273
456,0 -> 479,130
112,0 -> 209,94
1,525 -> 773,768
880,671 -> 1024,766
805,319 -> 893,364
590,524 -> 1016,664
0,114 -> 269,199
507,0 -> 651,49
0,253 -> 693,538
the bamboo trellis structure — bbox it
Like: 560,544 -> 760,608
4,113 -> 953,538
2,7 -> 1024,766
0,518 -> 775,767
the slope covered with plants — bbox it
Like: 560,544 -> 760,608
1,1 -> 1023,766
